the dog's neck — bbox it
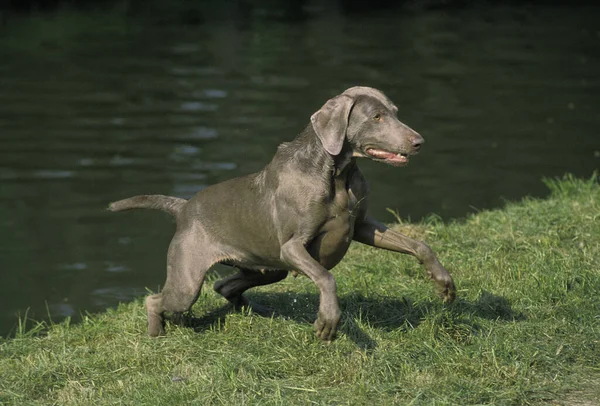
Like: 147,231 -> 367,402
275,125 -> 332,174
333,145 -> 356,176
282,125 -> 356,179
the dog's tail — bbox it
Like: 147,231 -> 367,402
108,195 -> 187,217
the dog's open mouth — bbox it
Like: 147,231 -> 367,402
365,148 -> 409,167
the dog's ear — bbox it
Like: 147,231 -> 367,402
310,94 -> 354,156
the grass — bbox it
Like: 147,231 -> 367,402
1,174 -> 599,405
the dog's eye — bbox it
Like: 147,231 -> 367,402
373,113 -> 382,121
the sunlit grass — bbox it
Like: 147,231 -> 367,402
1,174 -> 599,405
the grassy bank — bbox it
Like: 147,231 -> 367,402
1,175 -> 599,405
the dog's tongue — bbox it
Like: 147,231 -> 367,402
366,148 -> 408,166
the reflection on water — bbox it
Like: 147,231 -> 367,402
0,3 -> 598,335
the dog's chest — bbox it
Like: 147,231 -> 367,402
308,176 -> 361,270
331,178 -> 359,218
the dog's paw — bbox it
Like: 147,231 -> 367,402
147,317 -> 166,337
435,275 -> 456,304
314,310 -> 341,342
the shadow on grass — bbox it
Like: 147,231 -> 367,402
463,290 -> 525,322
173,289 -> 523,350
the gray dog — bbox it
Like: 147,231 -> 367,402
109,86 -> 456,341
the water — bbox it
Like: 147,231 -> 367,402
0,2 -> 598,336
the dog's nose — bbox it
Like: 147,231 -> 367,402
411,134 -> 425,150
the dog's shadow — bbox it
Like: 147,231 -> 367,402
174,290 -> 523,350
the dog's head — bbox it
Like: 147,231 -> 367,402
310,86 -> 424,167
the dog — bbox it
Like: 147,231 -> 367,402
109,86 -> 456,341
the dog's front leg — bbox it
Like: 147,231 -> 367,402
353,216 -> 456,303
280,240 -> 341,342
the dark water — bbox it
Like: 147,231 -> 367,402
0,3 -> 598,336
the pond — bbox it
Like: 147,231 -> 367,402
0,2 -> 598,336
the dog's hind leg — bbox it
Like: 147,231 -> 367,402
213,269 -> 288,314
145,230 -> 216,337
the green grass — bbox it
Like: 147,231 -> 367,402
1,174 -> 599,405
